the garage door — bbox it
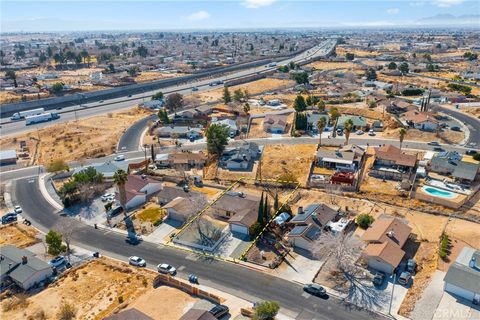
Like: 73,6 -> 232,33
230,223 -> 249,235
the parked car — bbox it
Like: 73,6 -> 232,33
466,150 -> 478,156
114,154 -> 125,161
49,256 -> 66,268
303,283 -> 327,297
209,305 -> 229,319
13,205 -> 22,213
128,256 -> 146,267
398,271 -> 411,285
107,206 -> 123,219
451,126 -> 461,132
372,272 -> 385,287
433,147 -> 444,152
355,130 -> 364,135
2,213 -> 17,224
427,141 -> 440,146
127,94 -> 132,97
407,259 -> 417,273
368,129 -> 376,136
157,263 -> 176,275
336,129 -> 343,136
101,193 -> 114,202
125,235 -> 142,245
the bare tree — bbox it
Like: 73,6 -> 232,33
56,217 -> 77,260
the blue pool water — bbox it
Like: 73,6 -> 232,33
422,186 -> 457,199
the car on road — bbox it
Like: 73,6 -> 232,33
56,107 -> 63,110
49,256 -> 66,268
209,305 -> 229,319
451,126 -> 461,132
368,129 -> 376,136
433,147 -> 444,152
157,263 -> 176,275
125,235 -> 142,245
129,256 -> 146,267
99,100 -> 104,103
2,213 -> 17,224
466,150 -> 478,156
127,94 -> 132,97
355,130 -> 364,135
303,283 -> 327,297
14,205 -> 23,213
191,86 -> 199,91
398,271 -> 412,285
372,272 -> 385,287
427,141 -> 440,146
114,154 -> 125,161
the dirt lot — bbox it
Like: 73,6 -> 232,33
382,128 -> 465,144
0,258 -> 155,320
305,61 -> 357,70
259,144 -> 316,187
0,107 -> 152,165
195,78 -> 294,103
0,223 -> 40,248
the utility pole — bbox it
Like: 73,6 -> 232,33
143,144 -> 148,174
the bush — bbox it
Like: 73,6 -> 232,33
57,302 -> 76,320
439,233 -> 450,261
402,88 -> 424,96
253,300 -> 280,320
356,214 -> 375,229
118,296 -> 124,304
153,219 -> 162,227
249,222 -> 263,237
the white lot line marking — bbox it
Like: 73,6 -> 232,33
301,292 -> 311,299
178,265 -> 186,271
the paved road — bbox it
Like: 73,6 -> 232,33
435,106 -> 480,148
117,114 -> 158,152
12,177 -> 384,320
0,40 -> 336,137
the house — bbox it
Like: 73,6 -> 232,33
403,110 -> 439,131
306,112 -> 329,133
370,145 -> 417,181
73,160 -> 129,180
443,246 -> 480,304
263,113 -> 289,134
336,115 -> 367,130
221,142 -> 259,170
0,245 -> 53,290
168,152 -> 207,171
117,175 -> 162,210
287,204 -> 339,250
0,149 -> 17,165
212,118 -> 237,137
157,185 -> 206,205
430,151 -> 479,183
211,193 -> 260,235
156,126 -> 202,139
180,308 -> 217,320
361,217 -> 412,274
104,308 -> 153,320
372,120 -> 384,132
163,197 -> 202,225
316,149 -> 355,171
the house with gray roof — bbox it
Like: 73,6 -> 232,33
0,149 -> 17,165
336,115 -> 367,130
430,151 -> 479,183
73,160 -> 129,180
156,126 -> 203,139
443,246 -> 480,304
0,245 -> 53,290
306,112 -> 329,133
220,142 -> 259,170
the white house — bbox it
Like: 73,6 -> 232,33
443,246 -> 480,304
118,175 -> 162,210
403,110 -> 439,131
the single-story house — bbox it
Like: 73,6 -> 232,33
168,152 -> 207,171
306,112 -> 330,133
336,115 -> 367,131
211,193 -> 260,236
142,100 -> 164,110
288,224 -> 321,250
316,149 -> 356,171
156,126 -> 203,139
157,186 -> 206,205
73,160 -> 129,180
117,175 -> 162,210
212,118 -> 238,137
430,151 -> 479,183
163,196 -> 202,225
0,149 -> 17,165
372,120 -> 384,132
361,217 -> 412,274
0,245 -> 53,290
221,142 -> 259,170
443,246 -> 480,304
263,113 -> 289,134
403,110 -> 439,131
370,145 -> 417,181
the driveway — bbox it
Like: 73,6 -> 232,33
273,249 -> 325,285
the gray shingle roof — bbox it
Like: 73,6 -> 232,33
0,245 -> 52,285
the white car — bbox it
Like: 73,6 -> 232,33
157,263 -> 176,275
355,130 -> 364,135
368,130 -> 376,136
114,154 -> 125,161
129,256 -> 146,267
49,256 -> 66,268
14,206 -> 22,214
101,193 -> 114,202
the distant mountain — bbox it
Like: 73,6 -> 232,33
416,14 -> 480,26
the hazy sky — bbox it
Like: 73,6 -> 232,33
1,0 -> 479,32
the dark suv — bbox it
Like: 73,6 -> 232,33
209,305 -> 229,319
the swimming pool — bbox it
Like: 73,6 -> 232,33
422,186 -> 458,199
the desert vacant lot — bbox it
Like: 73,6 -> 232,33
0,223 -> 40,248
259,144 -> 316,186
0,107 -> 151,165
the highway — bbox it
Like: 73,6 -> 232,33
0,39 -> 337,137
12,176 -> 385,320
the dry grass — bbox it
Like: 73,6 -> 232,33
0,107 -> 151,165
0,223 -> 40,248
382,128 -> 465,144
135,71 -> 178,83
259,144 -> 316,187
248,118 -> 271,138
305,61 -> 357,70
0,258 -> 155,320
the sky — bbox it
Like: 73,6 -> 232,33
1,0 -> 479,32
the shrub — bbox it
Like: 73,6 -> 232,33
439,233 -> 450,261
153,219 -> 162,227
253,300 -> 280,320
57,302 -> 76,320
118,296 -> 124,304
356,214 -> 375,229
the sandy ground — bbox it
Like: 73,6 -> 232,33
0,258 -> 155,320
0,107 -> 152,165
382,128 -> 465,144
195,78 -> 294,103
0,223 -> 40,248
259,144 -> 316,187
305,61 -> 357,70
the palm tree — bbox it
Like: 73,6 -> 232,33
113,169 -> 128,212
343,119 -> 354,145
316,117 -> 327,149
399,128 -> 407,150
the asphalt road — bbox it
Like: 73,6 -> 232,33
12,177 -> 385,320
117,114 -> 158,152
435,106 -> 480,148
0,40 -> 336,137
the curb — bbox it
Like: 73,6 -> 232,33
39,174 -> 64,211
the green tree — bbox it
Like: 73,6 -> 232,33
399,62 -> 409,74
223,87 -> 232,103
293,95 -> 307,112
46,159 -> 69,173
165,93 -> 184,112
128,66 -> 139,77
399,128 -> 407,150
288,61 -> 296,70
343,118 -> 354,145
317,99 -> 326,113
135,45 -> 148,57
345,52 -> 355,61
157,109 -> 170,124
473,153 -> 480,161
447,83 -> 472,95
263,195 -> 269,224
316,117 -> 327,147
293,72 -> 309,84
45,230 -> 66,256
387,62 -> 397,70
329,107 -> 340,125
356,214 -> 375,229
273,193 -> 279,212
258,193 -> 264,224
39,53 -> 47,63
243,102 -> 251,114
364,68 -> 377,81
113,169 -> 128,211
5,70 -> 16,81
205,124 -> 229,156
253,301 -> 280,320
51,82 -> 64,93
233,89 -> 245,102
152,91 -> 164,101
